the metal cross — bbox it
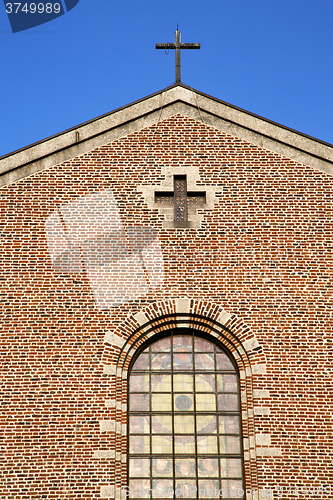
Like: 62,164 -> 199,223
155,175 -> 206,222
156,28 -> 200,84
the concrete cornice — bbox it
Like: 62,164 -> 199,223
1,84 -> 333,187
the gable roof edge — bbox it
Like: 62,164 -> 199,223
1,84 -> 333,187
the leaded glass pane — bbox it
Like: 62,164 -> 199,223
152,393 -> 172,411
195,353 -> 215,371
173,373 -> 193,392
129,480 -> 150,498
151,414 -> 172,434
152,435 -> 173,454
194,338 -> 214,352
196,415 -> 217,434
173,350 -> 193,370
197,458 -> 219,477
152,458 -> 173,477
152,479 -> 173,498
130,415 -> 150,434
219,415 -> 240,434
196,393 -> 216,412
175,480 -> 197,498
220,458 -> 242,478
216,353 -> 235,371
195,373 -> 216,392
174,394 -> 194,411
173,336 -> 192,350
198,480 -> 219,498
128,331 -> 244,500
175,459 -> 196,478
151,374 -> 172,392
219,435 -> 241,454
196,435 -> 218,454
130,393 -> 150,412
132,353 -> 150,371
217,394 -> 239,412
131,373 -> 149,392
151,337 -> 171,352
174,435 -> 196,454
174,414 -> 195,433
221,479 -> 243,499
129,435 -> 150,454
151,352 -> 171,370
216,374 -> 238,393
129,458 -> 150,477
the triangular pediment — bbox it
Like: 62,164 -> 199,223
1,83 -> 333,187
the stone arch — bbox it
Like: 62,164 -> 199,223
96,299 -> 280,500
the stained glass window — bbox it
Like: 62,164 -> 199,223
128,332 -> 244,500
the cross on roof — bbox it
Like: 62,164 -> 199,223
155,175 -> 206,223
156,28 -> 200,84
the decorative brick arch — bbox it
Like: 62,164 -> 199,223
96,299 -> 280,500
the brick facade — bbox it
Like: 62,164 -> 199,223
1,85 -> 332,499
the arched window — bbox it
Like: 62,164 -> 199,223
128,331 -> 244,499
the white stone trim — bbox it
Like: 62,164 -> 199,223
252,364 -> 267,375
249,436 -> 255,448
103,364 -> 117,375
137,166 -> 220,229
255,433 -> 271,446
254,406 -> 270,416
243,337 -> 260,351
253,389 -> 270,399
256,447 -> 282,456
175,297 -> 191,313
176,321 -> 190,328
241,392 -> 247,403
242,409 -> 254,420
232,351 -> 241,361
260,491 -> 273,499
93,450 -> 115,459
104,331 -> 127,348
133,311 -> 149,326
100,485 -> 115,498
217,310 -> 232,325
100,420 -> 116,432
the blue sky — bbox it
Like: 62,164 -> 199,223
1,0 -> 333,157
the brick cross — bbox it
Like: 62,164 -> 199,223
155,175 -> 206,222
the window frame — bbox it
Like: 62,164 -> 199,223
127,329 -> 246,500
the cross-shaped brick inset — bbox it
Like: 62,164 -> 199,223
155,175 -> 206,222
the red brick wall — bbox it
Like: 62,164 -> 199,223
1,114 -> 332,498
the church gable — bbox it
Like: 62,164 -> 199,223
2,111 -> 332,239
1,87 -> 333,499
1,84 -> 333,188
1,111 -> 332,317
